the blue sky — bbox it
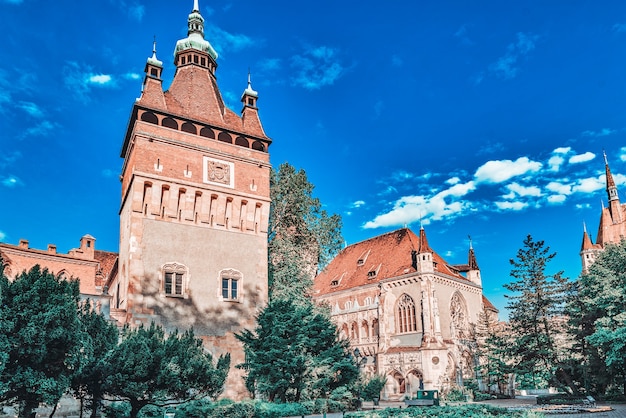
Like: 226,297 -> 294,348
1,0 -> 625,316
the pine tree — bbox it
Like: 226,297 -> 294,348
104,323 -> 230,418
0,265 -> 82,418
474,309 -> 512,394
236,298 -> 358,402
504,235 -> 569,389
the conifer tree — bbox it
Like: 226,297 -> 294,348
269,162 -> 343,301
474,309 -> 512,394
236,298 -> 358,402
0,265 -> 82,418
70,302 -> 119,418
504,235 -> 569,388
104,323 -> 229,418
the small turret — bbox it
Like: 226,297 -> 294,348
415,226 -> 434,273
466,236 -> 481,286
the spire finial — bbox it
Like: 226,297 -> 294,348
193,0 -> 200,12
603,149 -> 609,165
151,36 -> 157,60
583,221 -> 587,234
468,235 -> 473,249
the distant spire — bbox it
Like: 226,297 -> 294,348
604,150 -> 619,202
581,221 -> 595,251
468,234 -> 473,250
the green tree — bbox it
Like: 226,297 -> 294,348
104,323 -> 229,418
504,235 -> 569,389
569,240 -> 626,396
70,302 -> 119,418
0,265 -> 82,418
236,298 -> 358,402
269,162 -> 343,301
474,309 -> 512,395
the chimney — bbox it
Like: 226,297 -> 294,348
18,239 -> 29,249
47,244 -> 57,254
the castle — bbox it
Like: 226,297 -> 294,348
580,152 -> 626,273
312,227 -> 496,399
0,1 -> 270,399
1,1 -> 504,400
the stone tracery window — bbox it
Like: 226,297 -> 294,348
220,268 -> 242,302
450,293 -> 469,339
396,293 -> 417,333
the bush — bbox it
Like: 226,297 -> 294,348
344,404 -> 534,417
362,375 -> 387,401
443,387 -> 466,402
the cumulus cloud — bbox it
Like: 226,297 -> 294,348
495,201 -> 528,211
474,157 -> 542,183
504,182 -> 542,198
351,200 -> 366,209
573,176 -> 604,194
488,32 -> 539,80
619,146 -> 626,162
291,46 -> 348,90
547,194 -> 567,204
546,181 -> 572,195
569,152 -> 595,164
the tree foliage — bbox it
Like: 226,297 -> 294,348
0,264 -> 82,418
503,235 -> 569,388
70,302 -> 119,418
568,239 -> 626,396
269,162 -> 343,301
236,298 -> 359,402
474,309 -> 512,395
104,323 -> 230,418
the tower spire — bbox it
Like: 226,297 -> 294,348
604,150 -> 623,223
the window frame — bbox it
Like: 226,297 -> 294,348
219,268 -> 242,302
161,262 -> 189,298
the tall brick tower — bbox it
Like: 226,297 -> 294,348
116,0 -> 271,398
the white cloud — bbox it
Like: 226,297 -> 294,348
619,147 -> 626,162
88,74 -> 113,85
553,147 -> 571,154
291,46 -> 348,90
582,128 -> 615,137
474,157 -> 542,183
547,195 -> 567,204
2,175 -> 22,187
21,120 -> 58,139
351,200 -> 365,209
446,177 -> 461,185
548,155 -> 565,172
573,176 -> 604,194
495,201 -> 528,211
505,182 -> 542,197
546,181 -> 572,195
0,230 -> 5,241
569,152 -> 595,164
16,101 -> 44,118
363,181 -> 475,229
205,25 -> 258,55
63,62 -> 117,101
123,72 -> 141,80
489,32 -> 538,80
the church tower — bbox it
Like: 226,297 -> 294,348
115,1 -> 271,398
580,152 -> 626,273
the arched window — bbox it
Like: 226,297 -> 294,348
181,122 -> 197,134
350,322 -> 358,340
252,141 -> 265,151
162,262 -> 188,297
372,318 -> 379,337
162,117 -> 178,130
140,111 -> 158,124
235,136 -> 249,147
200,127 -> 215,138
396,293 -> 417,333
450,293 -> 469,339
218,132 -> 232,143
361,320 -> 369,339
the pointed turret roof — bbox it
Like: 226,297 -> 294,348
580,222 -> 596,251
417,226 -> 432,253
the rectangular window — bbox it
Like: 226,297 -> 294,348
222,277 -> 238,301
165,272 -> 184,296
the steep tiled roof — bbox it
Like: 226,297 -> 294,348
482,295 -> 498,313
94,250 -> 118,281
314,228 -> 469,296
